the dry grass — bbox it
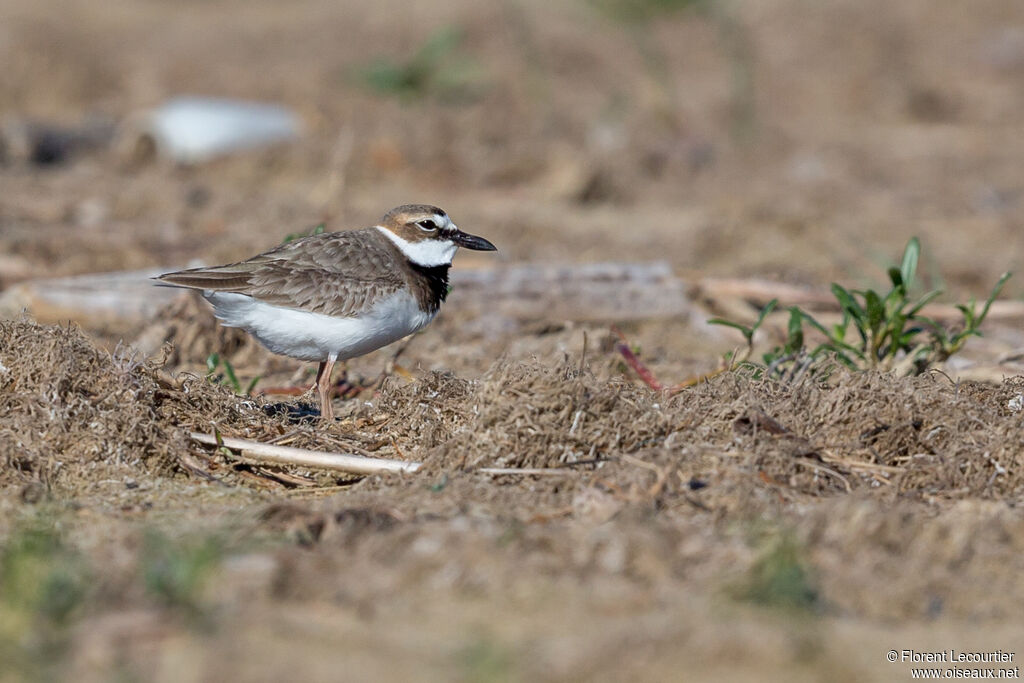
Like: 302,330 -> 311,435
0,319 -> 182,491
6,318 -> 1024,505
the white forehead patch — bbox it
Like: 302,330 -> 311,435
375,225 -> 457,267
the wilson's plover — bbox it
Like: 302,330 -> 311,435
157,204 -> 497,419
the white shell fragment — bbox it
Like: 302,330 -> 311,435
135,96 -> 302,163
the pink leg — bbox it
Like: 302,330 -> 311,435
315,358 -> 336,421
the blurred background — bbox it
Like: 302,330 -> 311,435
3,3 -> 1024,680
2,0 -> 1021,295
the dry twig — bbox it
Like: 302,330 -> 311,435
190,433 -> 582,478
191,432 -> 422,475
476,467 -> 578,476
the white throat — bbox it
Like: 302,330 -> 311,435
375,225 -> 457,267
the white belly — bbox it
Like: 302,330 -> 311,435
204,290 -> 435,362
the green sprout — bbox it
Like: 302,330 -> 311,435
205,352 -> 260,396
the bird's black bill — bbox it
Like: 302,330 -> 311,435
450,230 -> 497,251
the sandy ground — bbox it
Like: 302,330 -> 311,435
2,0 -> 1024,680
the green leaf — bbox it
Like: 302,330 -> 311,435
710,299 -> 779,351
222,359 -> 240,393
800,311 -> 866,359
831,284 -> 866,324
707,318 -> 753,335
960,299 -> 977,328
753,299 -> 779,331
900,237 -> 920,289
361,60 -> 415,94
948,329 -> 981,352
882,312 -> 907,353
795,310 -> 830,338
864,290 -> 884,336
913,314 -> 943,332
212,426 -> 232,457
887,266 -> 904,291
831,310 -> 850,341
205,353 -> 219,375
905,289 -> 943,318
975,272 -> 1012,328
808,344 -> 857,369
784,307 -> 804,353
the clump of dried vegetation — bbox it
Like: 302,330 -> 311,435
0,319 -> 184,490
0,318 -> 300,493
372,360 -> 1024,502
5,317 -> 1023,506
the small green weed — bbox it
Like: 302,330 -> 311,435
1,526 -> 88,626
0,518 -> 90,678
737,530 -> 819,612
357,26 -> 484,101
710,237 -> 1011,378
282,222 -> 325,244
140,529 -> 222,620
458,635 -> 514,683
206,352 -> 260,396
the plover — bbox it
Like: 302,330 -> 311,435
157,204 -> 497,420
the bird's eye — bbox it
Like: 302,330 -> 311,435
417,219 -> 437,232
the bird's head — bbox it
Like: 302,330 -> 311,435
376,204 -> 496,267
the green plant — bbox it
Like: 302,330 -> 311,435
710,237 -> 1011,377
140,530 -> 222,619
206,352 -> 260,396
357,26 -> 484,101
1,522 -> 88,625
458,635 -> 514,683
737,530 -> 819,612
282,222 -> 325,244
0,518 -> 90,678
709,298 -> 780,367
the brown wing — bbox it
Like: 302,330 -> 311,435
157,228 -> 405,318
